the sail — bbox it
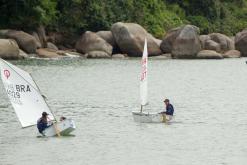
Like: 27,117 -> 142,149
0,59 -> 55,127
140,38 -> 148,106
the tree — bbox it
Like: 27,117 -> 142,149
0,0 -> 57,30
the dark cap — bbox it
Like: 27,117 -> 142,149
164,99 -> 169,102
42,112 -> 49,116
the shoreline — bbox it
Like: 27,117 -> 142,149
0,22 -> 246,60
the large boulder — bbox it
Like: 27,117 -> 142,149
47,32 -> 79,49
223,50 -> 241,58
204,40 -> 221,52
96,31 -> 121,54
171,25 -> 201,58
199,35 -> 211,49
76,31 -> 112,56
5,30 -> 38,53
209,33 -> 234,52
96,31 -> 116,47
111,22 -> 162,57
235,29 -> 247,56
160,27 -> 182,53
0,39 -> 20,59
197,50 -> 223,59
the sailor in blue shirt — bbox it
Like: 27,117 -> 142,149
160,99 -> 174,121
37,112 -> 51,135
164,99 -> 174,116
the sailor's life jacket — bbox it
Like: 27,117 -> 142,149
37,118 -> 48,134
166,104 -> 174,116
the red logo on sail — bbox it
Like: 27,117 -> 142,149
4,69 -> 10,79
140,57 -> 147,81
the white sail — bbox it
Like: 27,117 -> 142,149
0,59 -> 55,127
140,38 -> 148,106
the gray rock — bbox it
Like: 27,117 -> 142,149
36,25 -> 47,47
199,35 -> 211,49
153,38 -> 162,47
5,30 -> 38,53
86,51 -> 111,58
36,48 -> 60,58
47,32 -> 79,49
96,31 -> 116,47
97,30 -> 121,54
235,29 -> 247,56
76,31 -> 113,56
172,25 -> 201,58
0,39 -> 21,59
112,54 -> 128,59
197,50 -> 223,59
19,49 -> 28,58
160,26 -> 183,53
47,42 -> 58,50
223,50 -> 241,58
209,33 -> 234,52
111,22 -> 162,57
31,32 -> 42,48
204,40 -> 221,52
150,54 -> 172,59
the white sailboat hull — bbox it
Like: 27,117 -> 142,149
132,111 -> 172,123
43,119 -> 76,137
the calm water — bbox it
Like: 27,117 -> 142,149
0,58 -> 246,165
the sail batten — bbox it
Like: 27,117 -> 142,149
0,59 -> 55,127
140,38 -> 148,106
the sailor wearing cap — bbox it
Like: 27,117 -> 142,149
37,112 -> 51,135
159,99 -> 174,121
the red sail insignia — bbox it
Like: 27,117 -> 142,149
4,69 -> 10,79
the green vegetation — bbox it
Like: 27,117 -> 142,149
0,0 -> 247,37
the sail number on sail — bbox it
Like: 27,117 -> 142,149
5,84 -> 31,105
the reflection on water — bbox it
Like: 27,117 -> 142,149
0,58 -> 247,165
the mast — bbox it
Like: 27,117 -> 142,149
29,74 -> 58,122
30,74 -> 60,137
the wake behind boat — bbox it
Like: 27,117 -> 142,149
132,39 -> 173,123
0,59 -> 75,136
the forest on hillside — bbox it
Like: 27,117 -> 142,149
1,0 -> 247,37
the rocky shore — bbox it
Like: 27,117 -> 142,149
0,22 -> 246,60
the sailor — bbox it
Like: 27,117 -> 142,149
60,116 -> 66,121
37,112 -> 51,135
160,99 -> 174,121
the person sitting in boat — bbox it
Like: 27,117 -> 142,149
37,112 -> 51,135
60,116 -> 66,121
160,99 -> 174,121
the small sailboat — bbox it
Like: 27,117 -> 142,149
0,59 -> 75,136
132,39 -> 172,123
